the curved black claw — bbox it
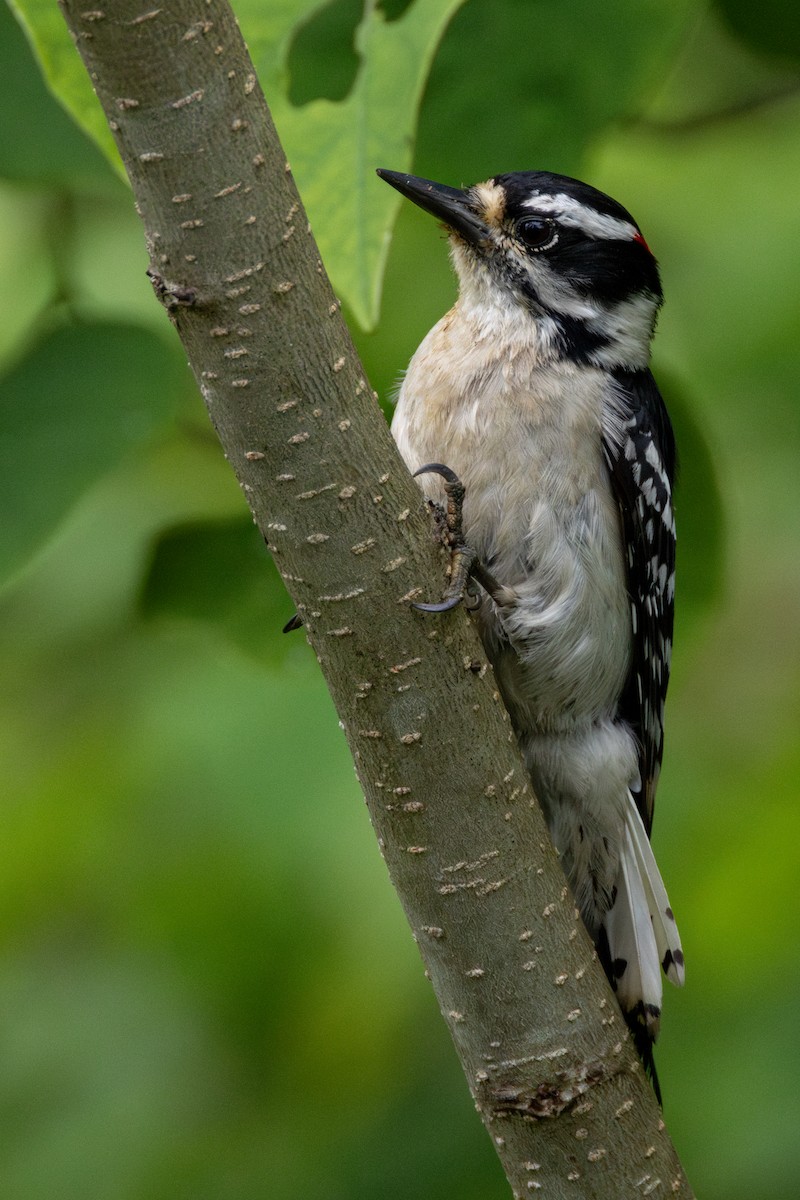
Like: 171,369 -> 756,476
282,612 -> 304,633
413,462 -> 461,486
412,596 -> 464,613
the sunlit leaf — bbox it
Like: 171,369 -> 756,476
240,0 -> 467,328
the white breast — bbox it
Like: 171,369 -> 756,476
392,300 -> 631,732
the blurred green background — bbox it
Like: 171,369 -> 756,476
1,1 -> 799,1196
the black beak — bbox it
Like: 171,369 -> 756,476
377,169 -> 490,247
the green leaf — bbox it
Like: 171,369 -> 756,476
6,0 -> 123,179
0,322 -> 185,584
139,516 -> 296,667
240,0 -> 467,329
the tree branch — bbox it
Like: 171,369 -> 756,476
58,1 -> 693,1194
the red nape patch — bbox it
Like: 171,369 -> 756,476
634,231 -> 652,254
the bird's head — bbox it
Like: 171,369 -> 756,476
377,169 -> 662,371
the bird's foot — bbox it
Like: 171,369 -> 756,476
411,463 -> 516,613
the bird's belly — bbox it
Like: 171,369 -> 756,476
394,387 -> 631,731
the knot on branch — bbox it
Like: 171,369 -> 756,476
147,268 -> 199,312
485,1058 -> 617,1121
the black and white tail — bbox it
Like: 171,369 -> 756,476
602,796 -> 684,1100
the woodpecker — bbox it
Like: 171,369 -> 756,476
377,167 -> 684,1096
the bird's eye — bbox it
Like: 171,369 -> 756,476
516,217 -> 558,252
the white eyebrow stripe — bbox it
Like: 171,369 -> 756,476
522,192 -> 639,241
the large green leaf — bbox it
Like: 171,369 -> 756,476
0,322 -> 186,584
241,0 -> 466,328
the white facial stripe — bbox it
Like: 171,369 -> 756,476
586,291 -> 658,369
522,193 -> 638,242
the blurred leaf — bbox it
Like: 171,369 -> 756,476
717,0 -> 800,61
641,5 -> 800,128
140,516 -> 296,666
0,322 -> 185,584
414,0 -> 697,183
7,0 -> 123,180
0,186 -> 54,367
0,1 -> 115,189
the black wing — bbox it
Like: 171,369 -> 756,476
603,369 -> 677,835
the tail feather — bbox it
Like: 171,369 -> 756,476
604,829 -> 662,1035
625,801 -> 685,987
600,793 -> 684,1104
